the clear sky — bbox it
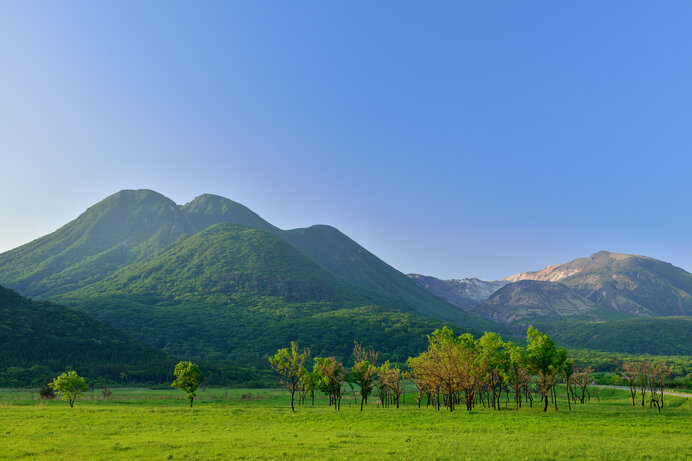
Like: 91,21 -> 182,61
1,1 -> 690,280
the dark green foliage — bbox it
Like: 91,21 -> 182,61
0,285 -> 171,385
552,317 -> 692,356
39,383 -> 55,399
49,223 -> 464,363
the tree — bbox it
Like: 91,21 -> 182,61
49,371 -> 88,408
506,344 -> 530,410
314,356 -> 346,410
525,327 -> 566,412
478,332 -> 510,410
269,342 -> 310,412
376,361 -> 403,408
563,359 -> 574,411
621,362 -> 638,406
349,342 -> 378,411
171,361 -> 201,407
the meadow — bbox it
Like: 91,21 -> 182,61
0,387 -> 690,460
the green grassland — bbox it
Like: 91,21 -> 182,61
1,387 -> 690,460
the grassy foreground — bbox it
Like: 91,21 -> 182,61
1,387 -> 690,460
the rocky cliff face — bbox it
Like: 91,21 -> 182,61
408,274 -> 507,309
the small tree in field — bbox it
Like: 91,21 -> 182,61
269,342 -> 310,412
172,361 -> 201,407
349,342 -> 378,411
49,371 -> 88,408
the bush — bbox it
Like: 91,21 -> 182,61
39,383 -> 55,399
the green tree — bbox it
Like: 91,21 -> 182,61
171,361 -> 201,407
49,371 -> 88,408
478,332 -> 510,410
314,356 -> 346,410
269,342 -> 310,412
525,326 -> 567,412
349,342 -> 378,411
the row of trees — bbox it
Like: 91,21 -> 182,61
622,360 -> 672,412
270,327 -> 597,413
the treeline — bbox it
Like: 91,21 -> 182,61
621,361 -> 673,412
271,327 -> 676,413
567,349 -> 692,389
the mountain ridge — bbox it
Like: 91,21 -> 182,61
500,251 -> 692,316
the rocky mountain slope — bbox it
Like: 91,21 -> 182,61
471,280 -> 607,324
503,251 -> 692,316
408,274 -> 507,309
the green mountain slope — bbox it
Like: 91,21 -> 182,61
504,251 -> 692,316
550,316 -> 692,356
281,225 -> 473,323
55,224 -> 453,361
0,285 -> 169,382
180,194 -> 475,324
0,190 -> 196,297
0,190 -> 482,327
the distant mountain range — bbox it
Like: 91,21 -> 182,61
408,275 -> 507,309
1,189 -> 690,373
503,251 -> 692,317
0,189 -> 496,365
409,251 -> 692,355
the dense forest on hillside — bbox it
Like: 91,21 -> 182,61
0,286 -> 171,386
553,317 -> 692,356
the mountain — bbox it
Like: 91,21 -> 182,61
181,194 -> 471,324
408,274 -> 507,309
503,251 -> 692,316
53,223 -> 455,362
0,190 -> 478,326
0,190 -> 196,297
471,280 -> 609,325
552,316 -> 692,356
0,284 -> 169,385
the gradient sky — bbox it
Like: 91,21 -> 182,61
1,1 -> 691,280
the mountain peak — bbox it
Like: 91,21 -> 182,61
181,193 -> 277,233
501,251 -> 692,316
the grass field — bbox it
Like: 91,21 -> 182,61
1,387 -> 690,460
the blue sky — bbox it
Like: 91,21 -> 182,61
1,1 -> 690,279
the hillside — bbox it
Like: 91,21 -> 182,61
408,274 -> 507,309
503,251 -> 692,316
552,316 -> 692,356
181,194 -> 473,324
54,223 -> 461,362
0,190 -> 480,327
0,190 -> 196,297
0,285 -> 169,385
471,280 -> 608,325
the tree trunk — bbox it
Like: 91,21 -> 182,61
291,390 -> 295,412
